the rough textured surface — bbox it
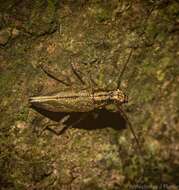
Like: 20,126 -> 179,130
0,0 -> 179,189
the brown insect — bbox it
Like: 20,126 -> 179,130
30,49 -> 141,152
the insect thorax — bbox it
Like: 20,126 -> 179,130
93,89 -> 127,104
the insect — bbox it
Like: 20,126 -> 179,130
29,49 -> 141,152
29,89 -> 128,113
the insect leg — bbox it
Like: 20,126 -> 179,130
40,113 -> 90,136
70,63 -> 86,86
39,64 -> 72,87
105,49 -> 133,90
70,62 -> 99,91
56,112 -> 90,135
116,49 -> 133,89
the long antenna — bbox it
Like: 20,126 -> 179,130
117,106 -> 142,156
116,50 -> 142,155
117,49 -> 133,89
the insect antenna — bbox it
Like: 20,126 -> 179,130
117,49 -> 133,89
116,49 -> 142,155
117,106 -> 142,155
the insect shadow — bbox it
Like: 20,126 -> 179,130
31,104 -> 127,135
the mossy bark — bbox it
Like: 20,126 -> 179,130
0,1 -> 179,189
